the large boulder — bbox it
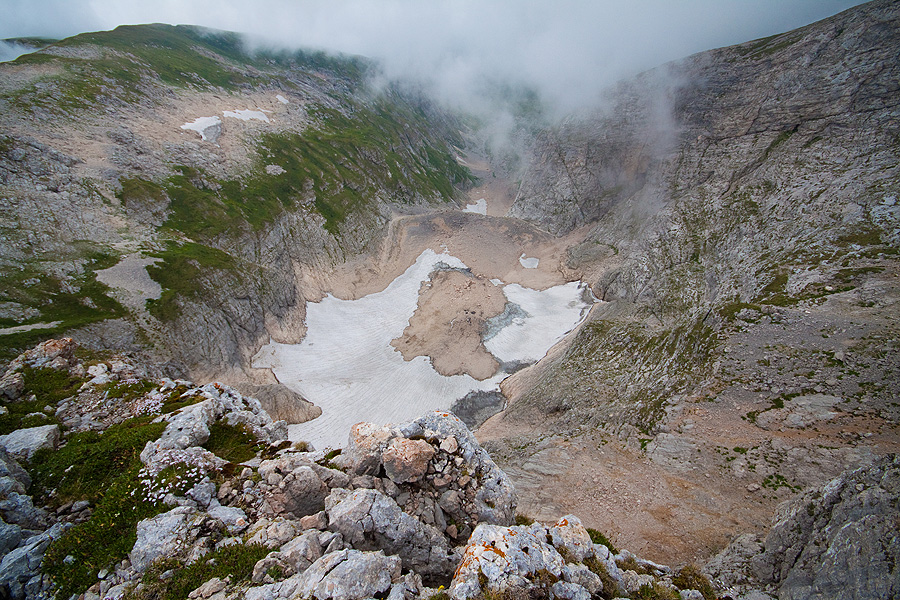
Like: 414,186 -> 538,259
0,425 -> 60,461
130,506 -> 201,573
283,549 -> 401,600
325,487 -> 454,581
337,411 -> 517,534
263,464 -> 328,519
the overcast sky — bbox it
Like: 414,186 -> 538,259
0,0 -> 869,113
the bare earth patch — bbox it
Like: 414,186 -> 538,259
392,270 -> 507,380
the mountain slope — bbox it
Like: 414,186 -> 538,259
0,24 -> 472,372
480,0 -> 900,560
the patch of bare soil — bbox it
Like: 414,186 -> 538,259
391,270 -> 507,380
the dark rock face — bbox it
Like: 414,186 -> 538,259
754,454 -> 900,600
707,454 -> 900,600
511,0 -> 900,239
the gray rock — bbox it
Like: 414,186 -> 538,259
0,447 -> 30,491
0,371 -> 24,401
130,506 -> 200,573
0,522 -> 67,600
206,503 -> 248,534
339,411 -> 516,527
551,581 -> 591,600
0,518 -> 22,557
549,515 -> 595,562
0,425 -> 60,461
278,530 -> 323,573
292,549 -> 401,600
266,466 -> 328,518
233,383 -> 322,425
326,487 -> 453,580
709,454 -> 900,600
450,522 -> 566,600
753,454 -> 900,600
0,493 -> 48,529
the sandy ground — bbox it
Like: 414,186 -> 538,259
391,270 -> 508,380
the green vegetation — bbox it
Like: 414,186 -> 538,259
584,557 -> 619,600
30,416 -> 167,504
203,421 -> 261,463
128,541 -> 269,600
0,249 -> 125,360
631,583 -> 679,600
515,514 -> 535,526
586,527 -> 618,554
672,565 -> 716,600
0,394 -> 58,436
39,416 -> 169,599
0,365 -> 87,434
97,378 -> 157,402
23,365 -> 84,404
144,241 -> 238,321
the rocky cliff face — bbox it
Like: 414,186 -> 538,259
478,0 -> 900,564
493,0 -> 900,451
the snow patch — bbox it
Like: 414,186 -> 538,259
223,109 -> 270,122
180,116 -> 222,141
252,250 -> 594,449
519,254 -> 540,269
276,94 -> 289,104
463,198 -> 487,215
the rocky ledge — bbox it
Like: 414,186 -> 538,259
0,339 -> 896,600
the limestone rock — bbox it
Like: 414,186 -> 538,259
0,522 -> 68,600
278,530 -> 323,573
0,371 -> 23,401
0,425 -> 60,461
130,506 -> 200,572
382,438 -> 435,484
292,549 -> 401,600
549,515 -> 594,563
0,493 -> 48,529
266,466 -> 328,519
338,411 -> 516,528
325,487 -> 453,580
708,454 -> 900,600
450,522 -> 567,600
753,454 -> 900,600
0,448 -> 30,491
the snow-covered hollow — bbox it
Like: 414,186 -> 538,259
252,250 -> 593,449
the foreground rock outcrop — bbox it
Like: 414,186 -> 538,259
707,454 -> 900,600
0,339 -> 896,600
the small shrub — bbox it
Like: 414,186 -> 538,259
616,556 -> 650,575
631,582 -> 679,600
515,514 -> 535,526
586,527 -> 618,554
672,564 -> 716,600
584,557 -> 619,600
203,421 -> 261,463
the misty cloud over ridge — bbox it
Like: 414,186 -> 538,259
3,0 -> 866,115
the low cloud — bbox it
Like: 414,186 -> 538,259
2,1 -> 867,124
